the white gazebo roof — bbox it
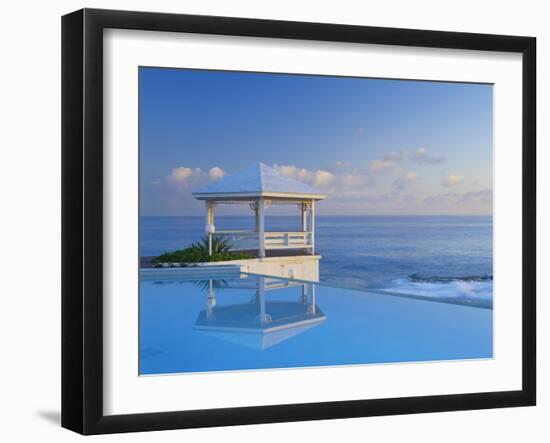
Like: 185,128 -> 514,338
192,163 -> 326,201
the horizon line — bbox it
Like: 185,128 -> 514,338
140,213 -> 493,217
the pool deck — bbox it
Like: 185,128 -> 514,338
141,250 -> 321,281
140,249 -> 319,268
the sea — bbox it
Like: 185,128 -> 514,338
140,215 -> 493,309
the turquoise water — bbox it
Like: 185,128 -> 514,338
140,215 -> 493,308
139,273 -> 493,375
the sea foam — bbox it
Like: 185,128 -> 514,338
384,275 -> 493,308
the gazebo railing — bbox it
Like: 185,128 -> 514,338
265,232 -> 313,249
215,230 -> 313,251
214,230 -> 258,251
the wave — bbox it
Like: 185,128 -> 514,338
408,273 -> 493,283
382,274 -> 493,309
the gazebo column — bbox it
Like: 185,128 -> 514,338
310,200 -> 315,255
257,197 -> 265,258
254,203 -> 260,233
301,202 -> 307,233
205,201 -> 215,256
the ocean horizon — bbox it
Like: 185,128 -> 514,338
140,214 -> 493,308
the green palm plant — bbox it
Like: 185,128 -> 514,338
193,235 -> 232,254
152,235 -> 251,266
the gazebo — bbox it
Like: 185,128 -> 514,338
192,163 -> 325,258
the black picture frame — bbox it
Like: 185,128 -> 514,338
62,8 -> 536,435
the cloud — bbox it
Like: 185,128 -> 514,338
424,189 -> 492,206
272,165 -> 384,210
442,173 -> 463,187
273,165 -> 313,183
274,163 -> 376,193
272,164 -> 336,188
393,171 -> 418,190
324,162 -> 370,186
165,165 -> 225,191
340,173 -> 370,187
461,189 -> 493,204
170,166 -> 200,182
151,161 -> 490,215
165,163 -> 339,194
312,170 -> 336,187
369,157 -> 398,173
412,147 -> 446,165
166,166 -> 225,187
209,166 -> 225,180
368,148 -> 445,173
333,190 -> 419,208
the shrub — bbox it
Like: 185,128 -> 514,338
152,236 -> 252,266
192,236 -> 232,255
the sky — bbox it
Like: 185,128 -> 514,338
139,67 -> 493,216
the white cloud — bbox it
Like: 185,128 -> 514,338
368,148 -> 445,173
273,163 -> 373,192
170,166 -> 200,182
442,173 -> 463,187
424,189 -> 492,206
369,157 -> 397,173
165,166 -> 226,192
273,164 -> 336,188
461,189 -> 493,204
312,170 -> 336,187
153,162 -> 489,215
273,165 -> 312,183
340,173 -> 370,187
393,171 -> 418,190
412,147 -> 446,164
166,166 -> 225,189
209,166 -> 225,180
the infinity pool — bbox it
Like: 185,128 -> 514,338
139,273 -> 492,375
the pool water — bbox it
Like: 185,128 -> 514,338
139,273 -> 493,375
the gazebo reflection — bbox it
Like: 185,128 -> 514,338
194,276 -> 326,350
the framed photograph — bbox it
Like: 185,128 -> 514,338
62,8 -> 536,435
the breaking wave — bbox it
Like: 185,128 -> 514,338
383,274 -> 493,309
